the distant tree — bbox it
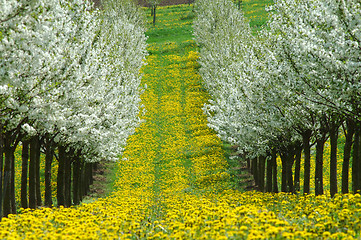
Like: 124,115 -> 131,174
147,0 -> 164,24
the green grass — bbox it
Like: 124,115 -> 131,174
144,4 -> 195,45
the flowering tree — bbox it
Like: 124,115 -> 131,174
267,0 -> 361,195
0,0 -> 147,218
194,0 -> 361,195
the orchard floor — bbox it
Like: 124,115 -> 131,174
1,4 -> 361,240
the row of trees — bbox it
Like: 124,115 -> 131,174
194,0 -> 361,196
0,0 -> 147,219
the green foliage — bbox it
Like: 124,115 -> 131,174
236,0 -> 274,32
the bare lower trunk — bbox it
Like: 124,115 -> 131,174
3,137 -> 14,217
315,139 -> 325,196
342,119 -> 355,194
280,152 -> 287,192
57,145 -> 66,207
302,130 -> 312,194
0,125 -> 3,220
251,158 -> 258,187
266,155 -> 273,193
271,150 -> 278,193
329,123 -> 339,197
21,140 -> 29,208
29,137 -> 38,209
73,157 -> 80,205
352,123 -> 361,193
294,145 -> 302,192
44,140 -> 54,207
258,156 -> 265,192
153,5 -> 157,25
35,137 -> 42,207
64,150 -> 72,207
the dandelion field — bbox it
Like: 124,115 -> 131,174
2,2 -> 361,239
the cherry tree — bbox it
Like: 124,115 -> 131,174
0,0 -> 147,217
267,0 -> 361,195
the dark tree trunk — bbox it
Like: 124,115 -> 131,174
90,163 -> 95,186
251,158 -> 258,187
29,137 -> 38,209
3,137 -> 14,217
281,146 -> 295,193
88,163 -> 93,190
329,122 -> 339,197
64,150 -> 72,207
258,156 -> 266,192
35,137 -> 42,207
78,159 -> 85,202
57,145 -> 66,207
286,150 -> 295,193
10,145 -> 16,214
315,138 -> 326,196
342,119 -> 355,194
153,5 -> 157,25
21,140 -> 29,209
352,123 -> 361,193
280,152 -> 287,192
73,157 -> 80,205
266,155 -> 273,193
44,140 -> 54,207
271,150 -> 278,193
80,160 -> 86,199
302,130 -> 312,194
294,145 -> 302,193
246,158 -> 250,172
0,125 -> 3,220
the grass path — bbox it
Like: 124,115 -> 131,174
1,4 -> 361,240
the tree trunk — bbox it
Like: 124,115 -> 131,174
294,145 -> 302,193
0,125 -> 3,220
21,140 -> 29,209
73,156 -> 80,205
271,150 -> 278,193
64,150 -> 72,207
315,138 -> 326,196
352,122 -> 361,193
29,137 -> 38,209
35,137 -> 42,207
280,152 -> 287,192
329,122 -> 339,197
342,119 -> 355,194
10,144 -> 16,214
258,156 -> 266,192
251,158 -> 258,187
90,163 -> 95,186
286,150 -> 295,193
80,160 -> 86,199
88,163 -> 93,190
153,5 -> 157,25
246,158 -> 250,172
57,145 -> 66,207
302,130 -> 312,194
266,155 -> 273,193
44,140 -> 54,207
3,137 -> 14,217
